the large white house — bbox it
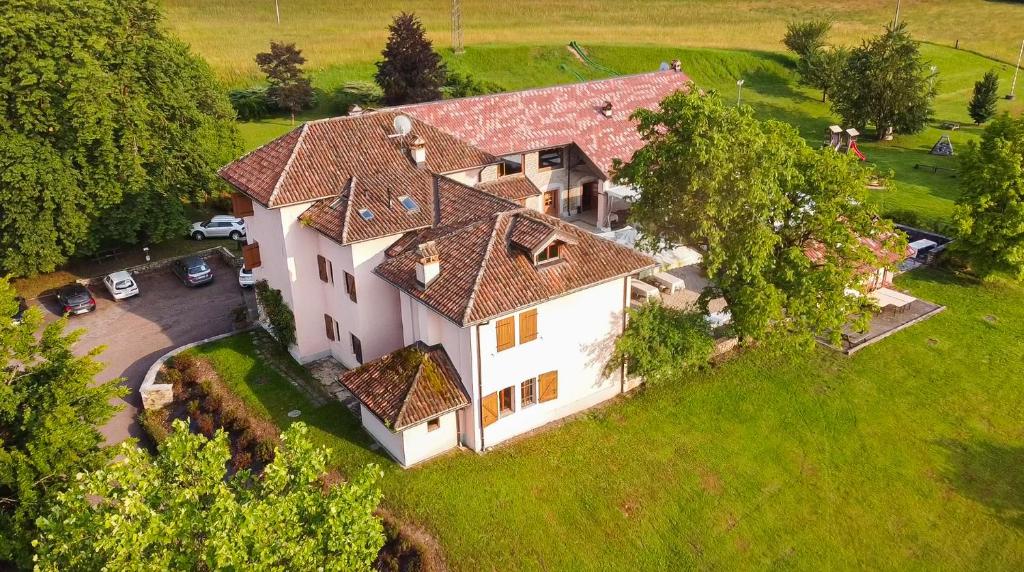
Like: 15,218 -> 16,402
219,70 -> 689,466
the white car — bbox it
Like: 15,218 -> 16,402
190,215 -> 246,240
238,267 -> 255,288
103,271 -> 140,300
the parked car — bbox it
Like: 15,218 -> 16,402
189,215 -> 246,241
103,270 -> 140,300
172,256 -> 214,287
238,266 -> 255,288
56,284 -> 96,315
11,296 -> 28,324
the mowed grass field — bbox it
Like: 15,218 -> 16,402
164,0 -> 1024,85
195,268 -> 1024,570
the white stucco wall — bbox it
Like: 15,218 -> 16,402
361,405 -> 406,465
400,411 -> 459,466
476,277 -> 628,449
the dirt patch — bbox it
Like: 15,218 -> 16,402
375,507 -> 448,572
698,467 -> 724,495
619,497 -> 641,519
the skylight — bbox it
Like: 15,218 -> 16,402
397,195 -> 419,213
358,208 -> 374,221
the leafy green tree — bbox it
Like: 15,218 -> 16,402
0,277 -> 125,568
968,70 -> 1000,125
831,22 -> 936,140
607,301 -> 714,383
615,90 -> 903,350
255,41 -> 315,124
798,46 -> 849,103
952,114 -> 1024,278
375,12 -> 447,105
0,0 -> 240,277
783,19 -> 832,57
34,421 -> 385,571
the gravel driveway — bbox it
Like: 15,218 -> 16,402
34,256 -> 253,445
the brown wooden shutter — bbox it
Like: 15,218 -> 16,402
345,272 -> 357,303
495,317 -> 515,352
324,314 -> 335,341
539,371 -> 558,403
481,392 -> 499,427
519,309 -> 537,344
317,255 -> 329,282
232,193 -> 254,218
242,242 -> 261,268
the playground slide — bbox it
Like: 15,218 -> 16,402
849,141 -> 867,161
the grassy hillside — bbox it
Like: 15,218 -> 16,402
163,0 -> 1024,86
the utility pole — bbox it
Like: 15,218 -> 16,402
451,0 -> 464,54
1009,39 -> 1023,100
736,79 -> 745,106
892,0 -> 901,27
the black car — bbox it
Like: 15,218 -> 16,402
172,256 -> 214,287
56,284 -> 96,316
12,296 -> 29,324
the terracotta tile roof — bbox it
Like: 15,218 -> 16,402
375,208 -> 656,326
508,216 -> 557,253
338,341 -> 469,431
301,175 -> 517,246
476,174 -> 542,201
399,70 -> 690,175
218,111 -> 497,209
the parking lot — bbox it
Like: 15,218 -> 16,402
34,256 -> 253,445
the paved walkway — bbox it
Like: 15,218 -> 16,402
305,355 -> 361,417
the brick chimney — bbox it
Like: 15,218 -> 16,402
409,135 -> 427,166
600,100 -> 613,118
415,241 -> 440,288
670,59 -> 682,72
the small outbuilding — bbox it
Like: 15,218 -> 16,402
339,341 -> 470,467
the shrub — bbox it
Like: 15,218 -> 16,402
194,413 -> 216,437
232,449 -> 254,472
228,86 -> 274,121
442,71 -> 503,99
324,81 -> 383,115
255,280 -> 296,347
607,300 -> 715,384
138,408 -> 170,445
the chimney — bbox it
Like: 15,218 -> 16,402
409,135 -> 427,166
415,241 -> 440,289
600,100 -> 613,118
348,104 -> 364,116
670,59 -> 682,72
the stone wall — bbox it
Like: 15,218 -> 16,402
139,330 -> 250,410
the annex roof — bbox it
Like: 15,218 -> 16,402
476,174 -> 542,202
338,341 -> 469,431
375,208 -> 656,326
398,70 -> 690,175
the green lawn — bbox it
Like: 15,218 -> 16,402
192,268 -> 1024,570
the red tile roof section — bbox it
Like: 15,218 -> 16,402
339,341 -> 469,431
375,208 -> 656,326
476,174 -> 542,201
399,70 -> 690,175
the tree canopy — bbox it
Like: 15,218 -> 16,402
614,89 -> 903,350
782,19 -> 831,57
34,421 -> 385,571
0,0 -> 240,276
0,278 -> 125,568
952,114 -> 1024,279
256,41 -> 315,123
375,12 -> 447,105
968,70 -> 1000,125
830,22 -> 936,140
607,301 -> 714,383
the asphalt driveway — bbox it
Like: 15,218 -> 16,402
35,256 -> 253,445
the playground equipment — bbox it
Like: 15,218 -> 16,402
824,125 -> 866,161
930,134 -> 954,156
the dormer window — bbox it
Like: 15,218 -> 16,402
397,195 -> 419,213
538,148 -> 563,170
499,154 -> 523,176
536,242 -> 561,264
358,208 -> 374,221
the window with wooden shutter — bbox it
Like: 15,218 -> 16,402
539,371 -> 558,403
317,255 -> 329,282
350,333 -> 363,364
344,272 -> 357,303
231,194 -> 254,218
519,309 -> 537,344
324,314 -> 335,341
495,316 -> 515,352
242,242 -> 261,269
481,392 -> 499,427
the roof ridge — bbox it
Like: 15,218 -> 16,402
215,123 -> 302,178
393,70 -> 681,113
339,176 -> 355,244
392,355 -> 425,428
460,212 -> 511,325
266,122 -> 310,207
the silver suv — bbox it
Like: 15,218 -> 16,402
190,215 -> 246,240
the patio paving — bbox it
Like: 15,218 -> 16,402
823,291 -> 945,355
305,356 -> 360,416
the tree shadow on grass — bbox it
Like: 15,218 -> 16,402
935,438 -> 1024,529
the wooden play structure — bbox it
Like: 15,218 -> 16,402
823,125 -> 866,161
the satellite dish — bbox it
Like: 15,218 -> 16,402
392,115 -> 413,137
659,61 -> 670,71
